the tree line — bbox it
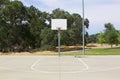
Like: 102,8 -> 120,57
89,23 -> 120,47
0,0 -> 89,52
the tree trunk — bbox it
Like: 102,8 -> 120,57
111,44 -> 113,48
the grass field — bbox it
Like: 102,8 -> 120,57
62,47 -> 120,56
0,47 -> 120,56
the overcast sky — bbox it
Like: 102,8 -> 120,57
20,0 -> 120,34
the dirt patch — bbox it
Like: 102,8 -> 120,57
1,43 -> 119,55
0,51 -> 57,55
87,43 -> 120,48
58,45 -> 82,52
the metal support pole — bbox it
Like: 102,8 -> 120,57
58,30 -> 61,57
82,0 -> 85,55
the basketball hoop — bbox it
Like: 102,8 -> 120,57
51,19 -> 67,57
51,19 -> 67,30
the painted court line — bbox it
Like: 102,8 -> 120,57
30,58 -> 61,74
1,56 -> 120,74
30,57 -> 120,73
31,59 -> 41,70
30,57 -> 90,74
77,58 -> 89,70
30,58 -> 60,73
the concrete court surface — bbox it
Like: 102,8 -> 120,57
0,55 -> 120,80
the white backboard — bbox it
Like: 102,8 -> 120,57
51,19 -> 67,30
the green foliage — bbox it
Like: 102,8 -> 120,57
40,27 -> 57,50
84,18 -> 89,28
97,32 -> 105,44
104,23 -> 119,47
88,34 -> 98,43
0,0 -> 89,52
118,31 -> 120,42
91,23 -> 120,48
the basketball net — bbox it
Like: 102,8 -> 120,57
57,27 -> 61,32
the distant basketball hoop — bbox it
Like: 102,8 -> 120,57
51,19 -> 67,57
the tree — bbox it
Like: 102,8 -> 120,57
0,1 -> 90,52
97,32 -> 105,46
40,27 -> 57,50
117,31 -> 120,43
0,0 -> 31,52
71,14 -> 83,45
84,18 -> 89,29
88,34 -> 98,43
104,23 -> 118,47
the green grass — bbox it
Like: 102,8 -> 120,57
61,47 -> 120,56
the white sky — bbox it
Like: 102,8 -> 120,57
20,0 -> 120,34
